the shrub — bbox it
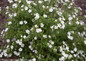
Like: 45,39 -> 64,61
0,0 -> 86,61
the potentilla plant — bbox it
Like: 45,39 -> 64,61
0,0 -> 86,61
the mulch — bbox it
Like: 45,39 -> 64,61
0,0 -> 86,60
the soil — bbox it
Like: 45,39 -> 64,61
0,0 -> 8,49
0,0 -> 86,60
74,0 -> 86,15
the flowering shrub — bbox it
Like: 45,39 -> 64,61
0,0 -> 86,61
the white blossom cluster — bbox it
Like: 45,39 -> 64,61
59,41 -> 85,61
67,31 -> 74,40
47,40 -> 54,48
0,0 -> 86,60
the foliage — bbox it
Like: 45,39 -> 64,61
0,0 -> 86,61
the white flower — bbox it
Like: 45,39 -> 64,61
48,35 -> 51,38
26,29 -> 30,34
54,26 -> 58,29
84,40 -> 86,44
73,15 -> 76,18
49,8 -> 53,12
8,54 -> 12,57
76,21 -> 79,24
35,25 -> 38,28
14,13 -> 17,17
71,50 -> 74,53
57,23 -> 61,27
16,40 -> 20,44
28,9 -> 32,13
9,14 -> 13,18
6,39 -> 10,43
31,27 -> 34,31
5,12 -> 9,15
67,35 -> 73,40
40,23 -> 44,27
21,9 -> 24,11
33,50 -> 37,54
61,21 -> 64,24
74,48 -> 77,52
62,51 -> 67,57
36,28 -> 42,33
14,51 -> 17,55
74,54 -> 77,57
61,25 -> 65,29
59,56 -> 65,61
25,6 -> 28,10
26,0 -> 33,4
43,14 -> 47,18
38,1 -> 43,3
4,53 -> 7,57
67,32 -> 71,35
11,45 -> 14,49
14,51 -> 20,56
50,25 -> 54,29
19,48 -> 22,52
59,17 -> 62,21
24,20 -> 27,24
66,46 -> 69,51
80,21 -> 84,25
43,35 -> 47,38
55,19 -> 57,22
63,41 -> 66,45
8,21 -> 12,25
32,58 -> 36,61
42,5 -> 45,8
34,13 -> 40,20
21,5 -> 24,8
3,50 -> 7,53
44,0 -> 48,1
12,3 -> 17,8
16,52 -> 20,56
68,55 -> 72,58
69,21 -> 72,25
19,21 -> 23,25
34,37 -> 37,40
19,41 -> 22,45
5,28 -> 9,32
21,44 -> 24,47
49,40 -> 54,45
0,54 -> 3,58
68,16 -> 73,21
65,0 -> 69,2
58,12 -> 62,16
14,0 -> 17,2
53,48 -> 57,52
64,54 -> 68,58
49,45 -> 52,48
8,0 -> 13,3
68,6 -> 71,9
29,45 -> 33,50
18,0 -> 21,3
23,35 -> 27,39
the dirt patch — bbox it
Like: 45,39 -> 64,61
0,0 -> 9,49
74,0 -> 86,15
